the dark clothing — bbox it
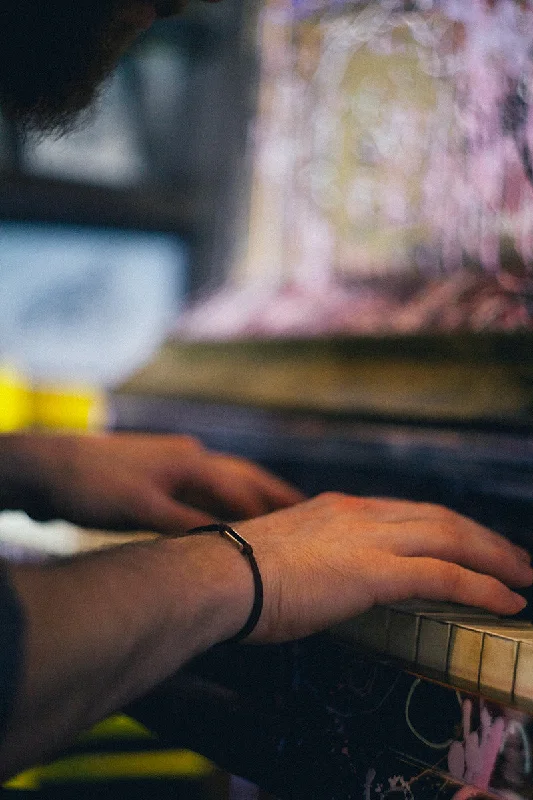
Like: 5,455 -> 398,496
0,565 -> 24,744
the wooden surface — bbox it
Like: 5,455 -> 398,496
120,334 -> 533,422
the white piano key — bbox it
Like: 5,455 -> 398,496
480,633 -> 519,701
417,617 -> 453,676
514,640 -> 533,711
331,601 -> 533,708
447,622 -> 533,700
386,607 -> 421,663
444,624 -> 483,691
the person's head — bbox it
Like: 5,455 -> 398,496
0,1 -> 185,136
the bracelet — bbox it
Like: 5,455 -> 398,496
186,523 -> 264,643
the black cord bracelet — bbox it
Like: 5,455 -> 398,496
186,523 -> 264,643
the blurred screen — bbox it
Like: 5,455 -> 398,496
0,222 -> 187,385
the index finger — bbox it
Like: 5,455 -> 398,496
383,512 -> 533,589
376,555 -> 528,616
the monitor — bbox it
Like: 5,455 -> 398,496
0,221 -> 187,385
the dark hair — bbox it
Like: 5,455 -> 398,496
0,0 -> 119,135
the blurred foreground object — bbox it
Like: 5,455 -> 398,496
0,364 -> 106,433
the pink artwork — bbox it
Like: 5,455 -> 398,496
448,700 -> 506,790
178,0 -> 533,340
447,696 -> 532,798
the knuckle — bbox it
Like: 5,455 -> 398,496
442,520 -> 463,548
316,491 -> 348,506
426,504 -> 465,541
178,435 -> 203,452
424,502 -> 455,521
435,559 -> 463,593
233,455 -> 254,469
218,454 -> 255,475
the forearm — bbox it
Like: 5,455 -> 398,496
0,535 -> 253,778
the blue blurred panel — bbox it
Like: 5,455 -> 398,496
0,222 -> 187,386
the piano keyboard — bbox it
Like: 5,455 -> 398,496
331,601 -> 533,709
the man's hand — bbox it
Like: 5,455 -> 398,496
236,493 -> 533,642
2,491 -> 531,777
0,433 -> 304,533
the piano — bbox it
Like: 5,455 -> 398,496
112,0 -> 533,795
332,600 -> 533,706
114,392 -> 533,800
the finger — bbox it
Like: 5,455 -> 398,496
121,482 -> 216,535
160,434 -> 205,455
208,455 -> 305,511
380,513 -> 533,589
375,556 -> 528,616
177,458 -> 304,520
181,469 -> 273,520
243,464 -> 306,508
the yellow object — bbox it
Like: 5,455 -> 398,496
2,767 -> 41,790
0,364 -> 32,432
78,713 -> 155,742
0,364 -> 107,433
4,714 -> 213,790
4,750 -> 214,788
32,384 -> 107,432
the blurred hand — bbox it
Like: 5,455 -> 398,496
235,493 -> 533,642
1,433 -> 304,533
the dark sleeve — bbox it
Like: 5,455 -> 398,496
0,565 -> 24,744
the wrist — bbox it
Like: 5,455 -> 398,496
3,534 -> 256,773
186,524 -> 263,643
157,533 -> 256,650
